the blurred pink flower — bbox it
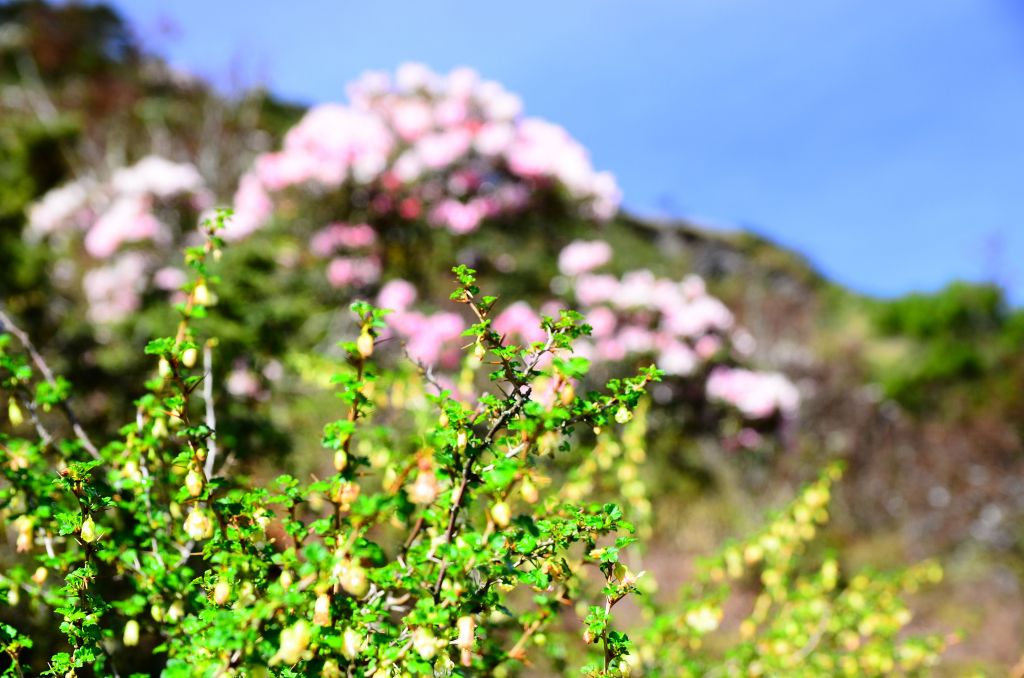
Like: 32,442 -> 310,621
377,279 -> 418,312
326,256 -> 381,288
706,367 -> 799,419
493,302 -> 546,344
558,240 -> 612,277
85,195 -> 165,257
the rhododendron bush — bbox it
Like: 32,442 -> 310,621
0,221 -> 946,675
23,64 -> 798,460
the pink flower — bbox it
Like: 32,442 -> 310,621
558,240 -> 612,277
585,307 -> 617,338
82,253 -> 149,324
493,302 -> 546,344
225,173 -> 272,240
153,267 -> 188,291
326,256 -> 381,288
706,367 -> 799,419
85,195 -> 165,257
377,279 -> 417,312
415,129 -> 472,169
111,156 -> 203,198
391,100 -> 434,140
27,180 -> 92,236
429,199 -> 483,234
662,297 -> 734,338
574,274 -> 620,306
310,223 -> 377,256
657,341 -> 698,376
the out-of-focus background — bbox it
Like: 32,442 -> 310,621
1,1 -> 1022,673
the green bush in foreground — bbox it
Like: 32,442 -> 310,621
0,216 -> 947,676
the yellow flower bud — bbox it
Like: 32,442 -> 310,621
7,398 -> 23,428
341,627 -> 365,660
123,620 -> 140,647
490,501 -> 512,528
520,478 -> 539,504
321,659 -> 342,678
167,600 -> 184,623
213,579 -> 231,606
356,329 -> 374,359
333,449 -> 348,472
338,561 -> 369,599
31,566 -> 47,585
614,406 -> 632,424
183,508 -> 214,540
80,516 -> 98,543
185,469 -> 204,497
412,627 -> 438,659
150,604 -> 164,622
181,347 -> 198,368
7,588 -> 19,606
313,593 -> 332,626
192,281 -> 211,306
271,620 -> 311,666
456,430 -> 468,452
456,615 -> 476,650
158,358 -> 172,379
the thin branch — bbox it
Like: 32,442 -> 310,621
202,343 -> 219,478
0,310 -> 100,460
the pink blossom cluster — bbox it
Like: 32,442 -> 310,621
310,223 -> 381,288
556,241 -> 798,419
376,280 -> 465,368
706,366 -> 800,419
28,155 -> 206,257
27,155 -> 209,324
567,265 -> 738,379
228,63 -> 621,245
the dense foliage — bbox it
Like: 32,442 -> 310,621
0,218 -> 946,675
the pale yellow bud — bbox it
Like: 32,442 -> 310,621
356,330 -> 374,359
279,570 -> 294,590
412,627 -> 438,659
271,620 -> 311,666
213,580 -> 231,606
123,619 -> 140,647
80,516 -> 98,543
456,615 -> 476,650
158,358 -> 172,379
321,659 -> 342,678
490,501 -> 512,528
7,588 -> 19,606
31,566 -> 47,585
313,593 -> 331,626
183,508 -> 214,540
7,398 -> 23,428
15,516 -> 33,553
341,627 -> 365,660
167,600 -> 184,623
338,560 -> 369,599
181,347 -> 198,368
520,478 -> 539,504
192,281 -> 211,307
150,604 -> 164,622
185,469 -> 204,497
151,417 -> 168,439
614,406 -> 632,424
456,430 -> 468,452
333,449 -> 348,472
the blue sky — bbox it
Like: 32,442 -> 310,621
110,0 -> 1024,303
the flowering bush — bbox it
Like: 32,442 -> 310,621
0,218 -> 946,676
